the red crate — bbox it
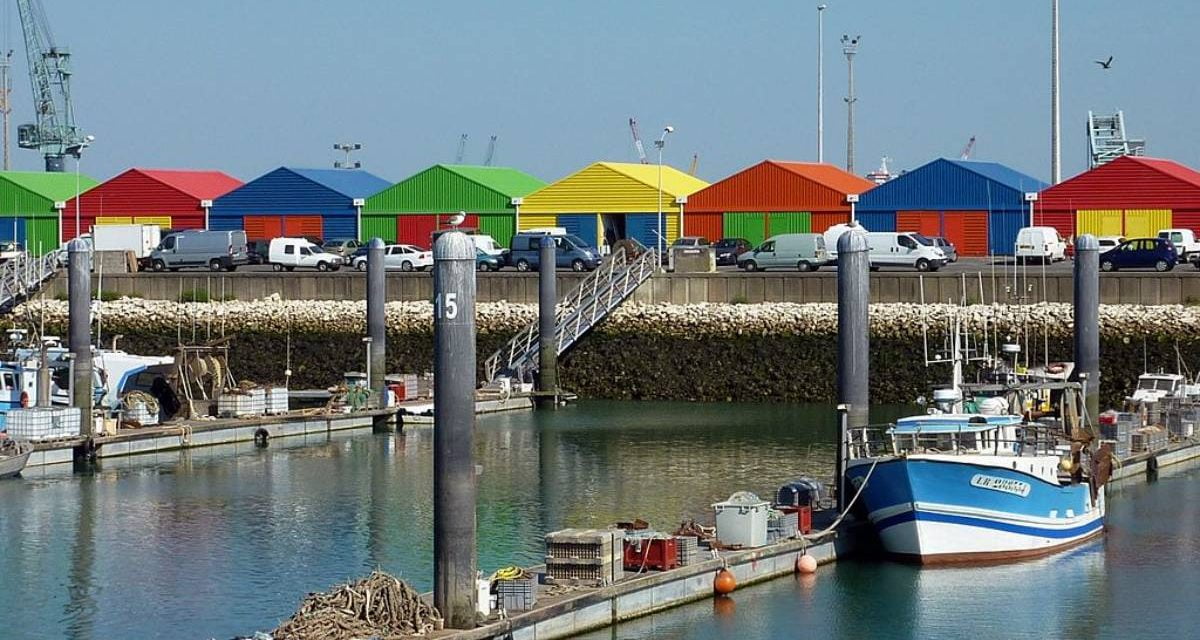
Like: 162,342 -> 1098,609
780,506 -> 813,534
623,537 -> 679,572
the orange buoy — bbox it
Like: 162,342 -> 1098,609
713,568 -> 737,595
796,553 -> 818,574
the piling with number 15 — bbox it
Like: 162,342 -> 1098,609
432,231 -> 478,629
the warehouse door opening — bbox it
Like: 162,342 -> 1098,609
602,214 -> 626,249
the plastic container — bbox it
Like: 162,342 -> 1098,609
544,528 -> 625,586
495,576 -> 537,612
217,388 -> 266,417
622,536 -> 678,572
5,407 -> 82,441
713,491 -> 770,548
264,387 -> 289,415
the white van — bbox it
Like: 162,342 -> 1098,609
268,237 -> 344,272
1014,227 -> 1067,264
866,232 -> 947,271
822,222 -> 864,264
737,233 -> 828,272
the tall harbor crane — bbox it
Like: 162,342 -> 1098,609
483,134 -> 497,166
16,0 -> 88,172
628,118 -> 648,164
454,133 -> 468,163
959,136 -> 976,160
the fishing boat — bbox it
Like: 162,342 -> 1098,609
0,437 -> 32,478
844,309 -> 1108,563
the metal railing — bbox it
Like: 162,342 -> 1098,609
0,250 -> 63,313
484,248 -> 658,383
847,422 -> 1067,460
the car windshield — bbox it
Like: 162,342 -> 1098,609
913,234 -> 934,246
714,239 -> 741,248
563,234 -> 588,249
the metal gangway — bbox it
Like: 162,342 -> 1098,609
0,250 -> 64,313
484,248 -> 658,384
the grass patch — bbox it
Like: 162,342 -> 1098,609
178,288 -> 236,303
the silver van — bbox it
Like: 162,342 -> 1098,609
149,230 -> 250,272
737,233 -> 828,272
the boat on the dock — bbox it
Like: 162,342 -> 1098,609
0,437 -> 32,478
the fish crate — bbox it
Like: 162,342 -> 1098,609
121,400 -> 158,427
779,505 -> 813,534
5,407 -> 82,441
767,510 -> 800,542
622,536 -> 678,572
264,387 -> 289,415
217,388 -> 266,418
673,536 -> 699,567
1166,406 -> 1199,439
544,528 -> 624,586
1131,427 -> 1168,454
495,576 -> 537,612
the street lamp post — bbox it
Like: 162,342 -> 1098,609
842,35 -> 861,175
655,126 -> 674,261
846,193 -> 860,225
1024,192 -> 1039,228
817,4 -> 827,163
67,135 -> 94,240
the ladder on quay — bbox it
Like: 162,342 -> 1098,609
484,248 -> 658,385
0,250 -> 64,313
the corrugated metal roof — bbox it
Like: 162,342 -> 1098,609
287,167 -> 391,198
1040,155 -> 1200,211
520,162 -> 709,215
944,159 -> 1048,193
771,161 -> 876,194
857,158 -> 1042,212
137,169 -> 243,200
0,171 -> 99,201
440,165 -> 545,197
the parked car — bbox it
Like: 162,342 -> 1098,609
351,244 -> 432,272
149,230 -> 249,272
865,232 -> 947,272
0,241 -> 23,262
268,237 -> 344,272
247,240 -> 270,265
1099,237 -> 1177,272
508,231 -> 600,272
738,234 -> 828,272
1097,235 -> 1125,251
1157,229 -> 1200,263
1015,227 -> 1068,264
924,236 -> 957,263
322,237 -> 362,259
476,248 -> 502,271
432,230 -> 507,258
672,236 -> 710,248
712,238 -> 751,266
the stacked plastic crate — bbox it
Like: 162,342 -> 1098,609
544,528 -> 624,586
673,536 -> 699,566
6,407 -> 82,441
217,388 -> 266,417
494,575 -> 537,612
264,387 -> 289,415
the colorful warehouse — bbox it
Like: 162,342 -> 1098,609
685,161 -> 874,247
1036,156 -> 1200,239
0,171 -> 98,254
208,167 -> 390,242
517,162 -> 709,250
65,168 -> 241,240
854,158 -> 1047,256
363,164 -> 545,247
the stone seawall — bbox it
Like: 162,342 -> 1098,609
16,298 -> 1200,407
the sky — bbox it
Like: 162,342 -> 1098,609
3,1 -> 1197,185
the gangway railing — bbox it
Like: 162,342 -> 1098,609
0,250 -> 64,313
484,248 -> 658,384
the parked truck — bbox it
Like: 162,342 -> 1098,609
92,224 -> 162,271
1158,229 -> 1200,267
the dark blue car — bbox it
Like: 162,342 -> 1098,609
1099,237 -> 1176,272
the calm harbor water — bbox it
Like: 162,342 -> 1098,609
0,401 -> 1195,639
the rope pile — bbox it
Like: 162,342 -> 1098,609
271,571 -> 442,640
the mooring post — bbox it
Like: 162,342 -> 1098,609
367,238 -> 387,408
68,239 -> 93,436
837,227 -> 870,431
1073,234 -> 1100,421
536,235 -> 558,405
432,231 -> 477,629
836,403 -> 849,513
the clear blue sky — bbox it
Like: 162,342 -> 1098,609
6,1 -> 1198,185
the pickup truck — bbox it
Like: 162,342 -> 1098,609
1158,229 -> 1200,268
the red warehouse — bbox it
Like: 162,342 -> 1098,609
64,168 -> 243,239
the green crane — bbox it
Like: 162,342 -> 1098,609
15,0 -> 88,172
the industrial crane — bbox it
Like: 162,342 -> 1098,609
959,136 -> 976,160
483,135 -> 497,166
454,133 -> 468,163
688,153 -> 699,176
628,118 -> 648,164
16,0 -> 88,172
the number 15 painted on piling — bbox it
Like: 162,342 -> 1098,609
434,293 -> 458,320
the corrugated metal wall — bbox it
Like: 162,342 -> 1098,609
988,211 -> 1025,255
1034,211 -> 1074,239
283,216 -> 325,239
478,214 -> 515,247
767,212 -> 811,235
557,214 -> 598,247
896,211 -> 941,237
366,165 -> 513,213
723,212 -> 767,247
941,211 -> 989,256
856,211 -> 896,232
210,168 -> 359,238
207,216 -> 243,232
397,215 -> 438,247
518,213 -> 557,231
1076,210 -> 1123,237
811,212 -> 849,233
1123,209 -> 1171,238
0,218 -> 25,244
1172,211 -> 1200,235
684,212 -> 723,241
1038,156 -> 1200,214
67,169 -> 209,240
686,161 -> 855,212
625,213 -> 660,250
361,216 -> 397,242
243,216 -> 282,240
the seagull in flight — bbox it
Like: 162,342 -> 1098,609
1094,56 -> 1114,69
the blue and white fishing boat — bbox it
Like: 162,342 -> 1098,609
844,309 -> 1107,563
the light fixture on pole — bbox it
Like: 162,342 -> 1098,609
334,142 -> 362,169
846,193 -> 859,225
817,4 -> 827,163
1024,192 -> 1039,227
841,35 -> 861,175
66,134 -> 94,240
655,125 -> 674,261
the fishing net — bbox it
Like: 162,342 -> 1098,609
271,570 -> 443,639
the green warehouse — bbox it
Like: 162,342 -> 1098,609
362,164 -> 545,247
0,171 -> 99,255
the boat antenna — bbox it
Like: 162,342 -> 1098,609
176,279 -> 182,345
220,277 -> 227,337
206,275 -> 212,342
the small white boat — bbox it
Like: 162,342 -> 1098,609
0,438 -> 32,478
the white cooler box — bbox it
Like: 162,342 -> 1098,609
713,491 -> 770,548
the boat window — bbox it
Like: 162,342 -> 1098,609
1159,379 -> 1177,391
51,367 -> 70,391
0,372 -> 12,390
959,433 -> 978,450
1137,378 -> 1155,390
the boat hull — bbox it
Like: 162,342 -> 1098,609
0,442 -> 32,478
847,456 -> 1104,564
